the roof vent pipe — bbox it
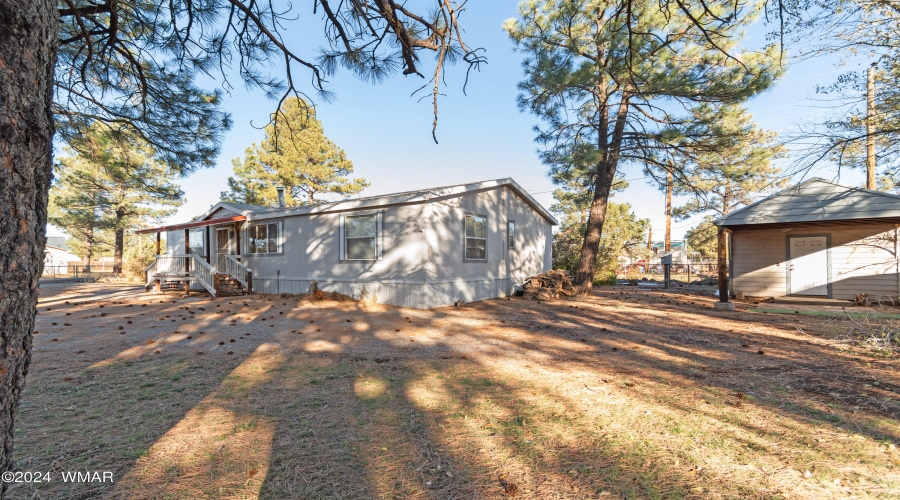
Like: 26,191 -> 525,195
276,186 -> 285,208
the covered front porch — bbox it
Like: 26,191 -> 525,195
137,215 -> 253,298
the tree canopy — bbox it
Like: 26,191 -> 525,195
6,0 -> 487,483
776,1 -> 900,183
222,98 -> 368,206
56,0 -> 485,157
672,105 -> 788,220
506,0 -> 783,292
50,124 -> 184,273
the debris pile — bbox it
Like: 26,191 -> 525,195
522,270 -> 576,301
854,293 -> 900,307
306,281 -> 356,302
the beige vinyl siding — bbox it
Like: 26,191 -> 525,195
732,229 -> 788,296
830,226 -> 898,299
732,224 -> 900,300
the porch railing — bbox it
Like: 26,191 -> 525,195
153,254 -> 190,274
189,255 -> 217,297
220,255 -> 252,293
145,254 -> 218,297
143,259 -> 157,287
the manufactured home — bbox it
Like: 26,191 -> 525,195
714,178 -> 900,301
138,178 -> 556,308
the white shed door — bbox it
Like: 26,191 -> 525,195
789,236 -> 828,295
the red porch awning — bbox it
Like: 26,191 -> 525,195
135,215 -> 246,234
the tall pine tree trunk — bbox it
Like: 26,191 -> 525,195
82,225 -> 94,271
574,165 -> 615,294
113,207 -> 125,275
573,96 -> 631,295
0,0 -> 58,480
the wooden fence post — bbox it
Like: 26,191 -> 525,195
714,226 -> 735,311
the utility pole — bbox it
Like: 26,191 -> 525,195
665,167 -> 673,252
647,226 -> 652,251
867,63 -> 877,190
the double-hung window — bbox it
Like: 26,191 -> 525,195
187,228 -> 205,256
465,214 -> 487,260
507,220 -> 516,250
344,214 -> 378,260
247,222 -> 279,254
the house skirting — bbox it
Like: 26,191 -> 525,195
250,276 -> 531,309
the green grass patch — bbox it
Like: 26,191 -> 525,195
748,308 -> 900,318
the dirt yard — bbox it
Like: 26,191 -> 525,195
8,283 -> 900,499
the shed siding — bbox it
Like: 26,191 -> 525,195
732,224 -> 899,300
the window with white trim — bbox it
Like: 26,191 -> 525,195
187,228 -> 205,256
344,214 -> 377,260
465,214 -> 487,260
507,220 -> 516,250
247,222 -> 280,254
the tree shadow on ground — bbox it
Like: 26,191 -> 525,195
11,284 -> 900,499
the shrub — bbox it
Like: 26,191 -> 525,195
593,272 -> 618,287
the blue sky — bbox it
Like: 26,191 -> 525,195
49,1 -> 874,242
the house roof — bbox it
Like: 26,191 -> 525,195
199,178 -> 558,225
135,215 -> 247,234
714,177 -> 900,228
46,236 -> 71,251
651,241 -> 687,248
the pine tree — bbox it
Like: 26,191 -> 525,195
223,98 -> 368,206
48,160 -> 107,268
3,0 -> 483,479
672,105 -> 786,258
51,124 -> 184,274
551,170 -> 646,282
673,105 -> 788,220
685,217 -> 718,259
553,202 -> 649,283
506,0 -> 782,293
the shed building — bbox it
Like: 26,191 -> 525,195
713,178 -> 900,301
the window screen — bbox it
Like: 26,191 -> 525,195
188,228 -> 205,256
345,215 -> 377,260
247,223 -> 279,254
465,215 -> 487,260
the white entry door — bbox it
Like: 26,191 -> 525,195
789,236 -> 828,296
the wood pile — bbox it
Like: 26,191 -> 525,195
854,293 -> 900,307
523,270 -> 576,301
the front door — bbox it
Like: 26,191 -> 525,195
789,236 -> 828,296
217,228 -> 235,269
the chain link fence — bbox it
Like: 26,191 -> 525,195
41,263 -> 115,283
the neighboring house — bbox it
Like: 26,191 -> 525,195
46,236 -> 72,251
43,242 -> 80,271
648,241 -> 697,265
714,178 -> 900,300
138,178 -> 557,308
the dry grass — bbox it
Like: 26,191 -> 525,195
8,283 -> 900,499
